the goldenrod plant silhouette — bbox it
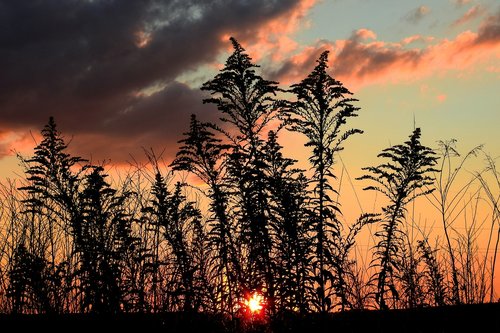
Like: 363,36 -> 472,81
0,38 -> 499,333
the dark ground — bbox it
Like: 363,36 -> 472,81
1,303 -> 498,333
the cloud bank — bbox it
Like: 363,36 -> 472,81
0,0 -> 309,161
0,0 -> 498,163
268,10 -> 500,89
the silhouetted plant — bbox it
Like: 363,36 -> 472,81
0,180 -> 26,312
418,238 -> 447,306
476,154 -> 500,302
7,243 -> 62,314
396,238 -> 426,308
263,130 -> 312,313
20,117 -> 86,229
143,166 -> 201,312
332,213 -> 378,310
172,114 -> 240,314
130,156 -> 166,312
18,117 -> 87,312
77,165 -> 136,313
114,172 -> 150,313
358,128 -> 438,309
190,215 -> 217,312
282,50 -> 362,312
454,192 -> 490,304
202,37 -> 279,312
425,139 -> 482,305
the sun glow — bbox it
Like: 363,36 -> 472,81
245,292 -> 264,314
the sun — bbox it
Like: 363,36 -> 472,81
245,292 -> 264,314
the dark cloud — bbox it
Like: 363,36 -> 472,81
66,85 -> 216,164
0,0 -> 302,161
103,81 -> 220,145
475,8 -> 500,45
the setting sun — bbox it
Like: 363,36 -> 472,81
245,292 -> 264,314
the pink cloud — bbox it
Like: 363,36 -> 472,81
453,0 -> 472,8
486,65 -> 500,73
401,35 -> 435,45
266,43 -> 334,85
269,11 -> 500,90
225,0 -> 317,62
356,28 -> 377,41
452,5 -> 486,27
437,94 -> 448,102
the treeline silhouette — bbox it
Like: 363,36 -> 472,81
0,38 -> 498,316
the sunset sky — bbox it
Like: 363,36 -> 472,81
0,0 -> 498,180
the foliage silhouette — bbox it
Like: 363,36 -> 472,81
77,165 -> 134,313
262,130 -> 311,313
358,128 -> 438,309
142,167 -> 201,312
171,114 -> 240,314
0,38 -> 497,321
7,244 -> 60,314
418,238 -> 447,307
282,50 -> 363,312
202,37 -> 280,313
425,139 -> 482,305
17,116 -> 86,313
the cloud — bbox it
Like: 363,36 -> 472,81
0,0 -> 310,162
475,8 -> 500,45
452,5 -> 486,27
436,94 -> 447,103
355,28 -> 378,41
401,35 -> 435,45
234,0 -> 317,62
452,0 -> 472,8
332,33 -> 422,86
404,5 -> 431,24
265,28 -> 379,85
0,129 -> 34,158
269,11 -> 500,89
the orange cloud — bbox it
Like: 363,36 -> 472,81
266,43 -> 335,85
231,0 -> 317,62
356,28 -> 377,41
0,129 -> 39,158
269,11 -> 500,90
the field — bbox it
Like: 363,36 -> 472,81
2,303 -> 499,333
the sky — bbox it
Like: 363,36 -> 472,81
0,0 -> 498,179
